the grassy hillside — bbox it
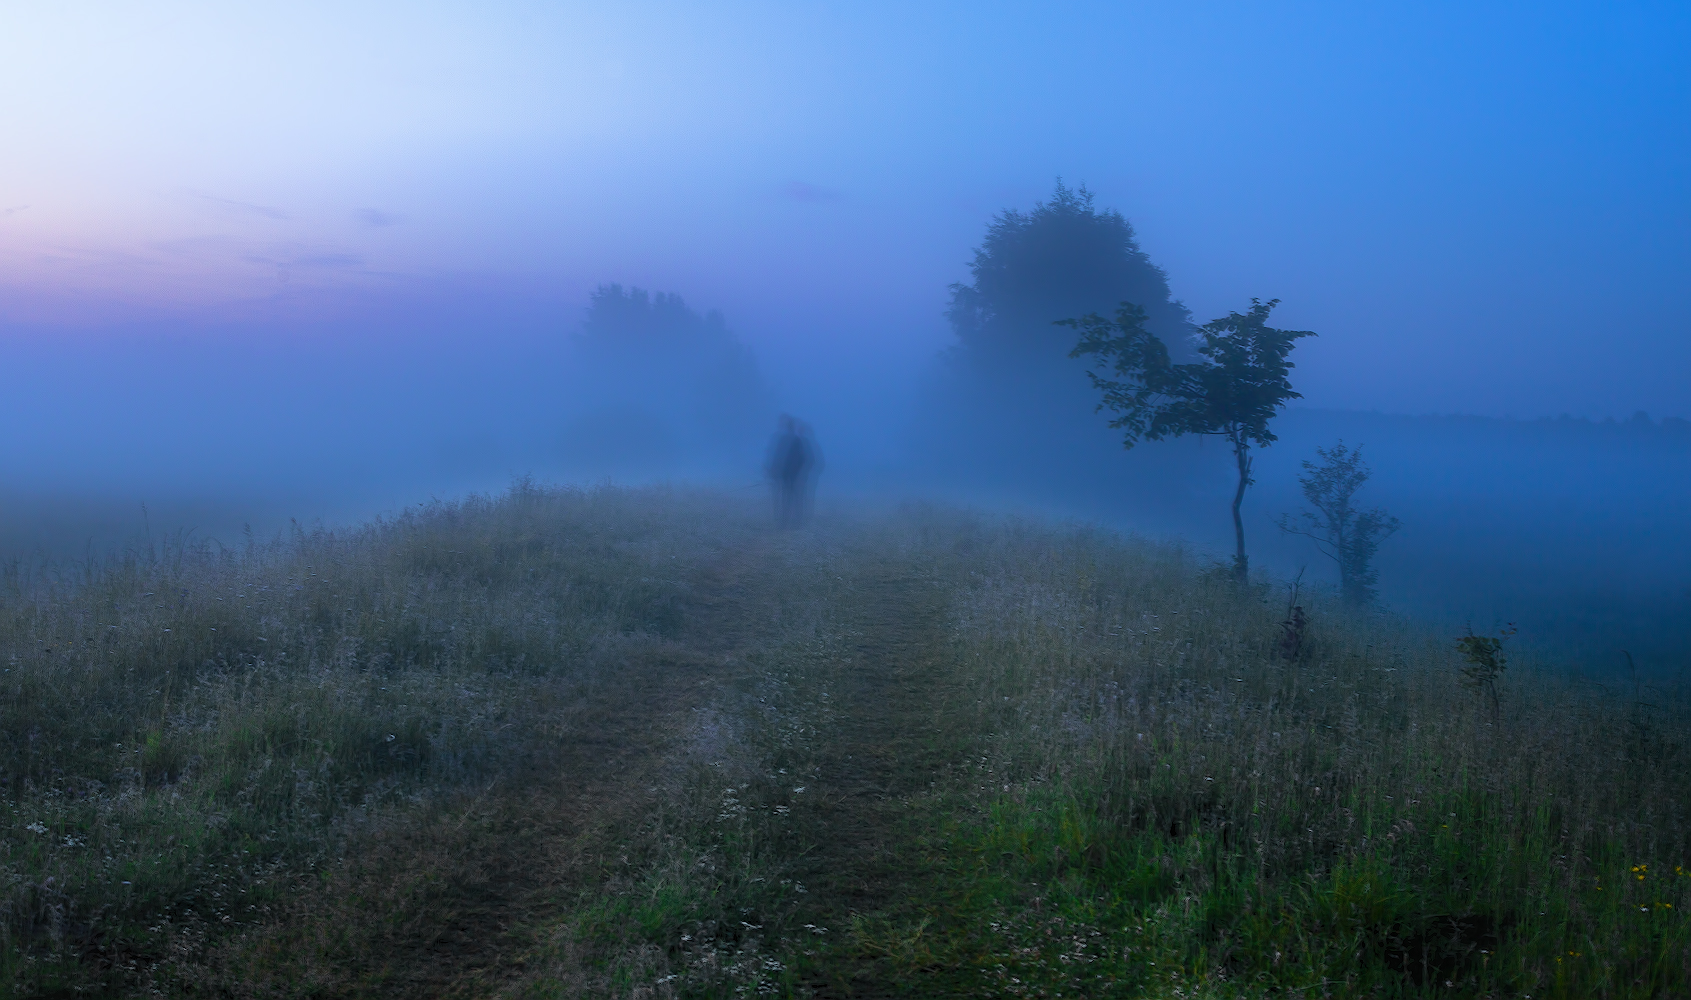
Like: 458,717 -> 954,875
1,485 -> 1685,997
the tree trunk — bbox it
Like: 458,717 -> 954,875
1231,439 -> 1252,584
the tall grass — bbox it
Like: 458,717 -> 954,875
2,491 -> 1684,997
515,508 -> 1689,997
0,482 -> 753,994
925,516 -> 1691,996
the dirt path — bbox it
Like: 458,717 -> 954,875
191,538 -> 969,998
197,537 -> 783,998
792,565 -> 960,998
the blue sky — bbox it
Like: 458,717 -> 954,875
1,0 -> 1686,418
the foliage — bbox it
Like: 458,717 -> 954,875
1278,601 -> 1310,659
946,180 -> 1189,364
1277,440 -> 1402,605
1066,298 -> 1316,582
919,182 -> 1195,487
1457,623 -> 1517,724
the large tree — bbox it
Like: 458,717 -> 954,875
947,181 -> 1189,371
1066,299 -> 1315,583
920,182 -> 1193,488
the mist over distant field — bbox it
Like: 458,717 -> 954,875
1,2 -> 1686,674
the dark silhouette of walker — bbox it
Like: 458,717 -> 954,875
765,415 -> 821,528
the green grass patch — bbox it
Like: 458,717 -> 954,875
3,491 -> 1685,997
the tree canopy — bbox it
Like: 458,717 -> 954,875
1067,298 -> 1315,581
946,181 -> 1189,368
1068,299 -> 1313,450
912,182 -> 1197,494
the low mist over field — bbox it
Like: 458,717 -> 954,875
1,260 -> 1684,672
2,1 -> 1686,672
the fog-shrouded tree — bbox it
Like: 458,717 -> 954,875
560,284 -> 772,477
915,182 -> 1193,487
946,180 -> 1190,368
1276,441 -> 1401,606
1066,298 -> 1314,584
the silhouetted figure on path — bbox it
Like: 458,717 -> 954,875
766,415 -> 821,528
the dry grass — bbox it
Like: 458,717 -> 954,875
924,516 -> 1690,995
1,490 -> 1684,998
0,482 -> 762,994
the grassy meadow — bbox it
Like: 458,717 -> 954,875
1,484 -> 1685,997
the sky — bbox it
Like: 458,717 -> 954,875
2,0 -> 1686,419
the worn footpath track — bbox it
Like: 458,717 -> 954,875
194,539 -> 788,997
792,563 -> 962,999
190,538 -> 970,998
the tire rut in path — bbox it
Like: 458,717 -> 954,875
798,568 -> 959,998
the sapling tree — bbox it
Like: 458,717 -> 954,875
1276,441 -> 1401,606
1456,624 -> 1516,725
1065,298 -> 1315,583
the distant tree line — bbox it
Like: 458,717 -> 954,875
558,284 -> 772,478
1430,411 -> 1691,443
